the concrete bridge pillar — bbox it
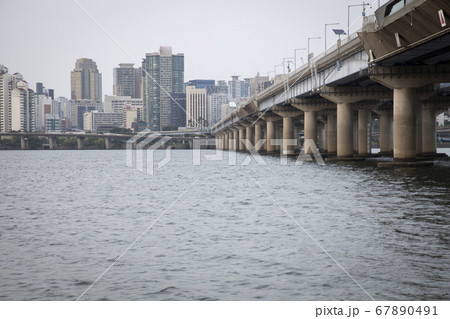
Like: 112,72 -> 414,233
379,110 -> 393,155
20,136 -> 29,150
294,124 -> 301,153
243,124 -> 253,151
261,114 -> 281,153
217,134 -> 223,150
223,132 -> 228,150
422,107 -> 437,156
327,113 -> 337,154
321,85 -> 392,158
336,102 -> 354,158
393,88 -> 417,160
48,136 -> 56,150
304,111 -> 317,154
272,106 -> 302,155
77,136 -> 84,150
105,137 -> 112,150
370,65 -> 447,161
238,126 -> 246,151
266,121 -> 276,153
358,109 -> 370,156
231,128 -> 239,151
281,116 -> 294,155
318,121 -> 326,152
416,104 -> 423,156
254,120 -> 265,151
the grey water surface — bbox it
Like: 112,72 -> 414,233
0,149 -> 449,301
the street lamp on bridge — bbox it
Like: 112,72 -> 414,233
307,37 -> 321,64
325,23 -> 339,51
294,48 -> 306,70
347,2 -> 370,36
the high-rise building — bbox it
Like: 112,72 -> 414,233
170,93 -> 186,129
83,111 -> 122,132
35,94 -> 52,132
216,80 -> 228,94
104,95 -> 143,114
0,65 -> 12,132
71,99 -> 103,129
208,92 -> 228,127
36,82 -> 44,95
185,79 -> 215,91
35,82 -> 54,99
141,46 -> 184,130
11,78 -> 35,132
228,76 -> 250,102
0,66 -> 35,132
113,63 -> 141,98
186,86 -> 207,128
250,73 -> 271,96
71,58 -> 102,101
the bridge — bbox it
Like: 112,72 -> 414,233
0,130 -> 213,150
211,0 -> 450,166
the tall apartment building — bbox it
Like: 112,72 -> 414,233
207,92 -> 228,127
0,66 -> 35,132
170,93 -> 186,129
71,100 -> 103,129
186,86 -> 207,128
71,58 -> 102,101
141,46 -> 184,130
35,94 -> 53,132
83,111 -> 122,132
104,95 -> 143,114
113,63 -> 141,98
0,65 -> 12,132
11,79 -> 35,132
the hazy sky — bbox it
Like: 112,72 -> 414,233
0,0 -> 388,98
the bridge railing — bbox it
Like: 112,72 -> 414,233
211,30 -> 365,133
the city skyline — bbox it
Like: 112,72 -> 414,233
0,0 -> 387,99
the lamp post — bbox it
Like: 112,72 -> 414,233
274,64 -> 282,82
347,2 -> 370,36
308,37 -> 321,64
325,23 -> 339,51
282,57 -> 294,74
294,48 -> 306,70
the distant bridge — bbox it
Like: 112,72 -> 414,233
0,130 -> 213,150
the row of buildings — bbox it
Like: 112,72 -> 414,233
0,46 -> 274,134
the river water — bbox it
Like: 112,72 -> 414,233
0,149 -> 449,301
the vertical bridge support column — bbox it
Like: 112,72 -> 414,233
105,137 -> 112,150
304,111 -> 317,154
356,107 -> 372,156
237,125 -> 246,151
243,124 -> 253,151
254,119 -> 265,152
336,102 -> 353,158
261,113 -> 281,154
48,136 -> 56,150
272,106 -> 302,155
231,127 -> 239,151
21,136 -> 29,150
77,136 -> 84,150
379,109 -> 393,155
421,106 -> 437,156
321,85 -> 392,159
370,65 -> 449,162
326,111 -> 337,155
291,98 -> 335,155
